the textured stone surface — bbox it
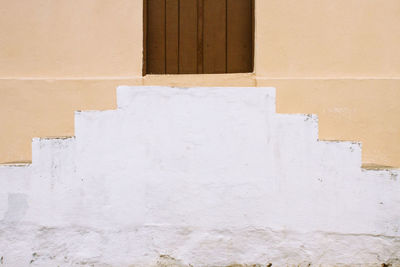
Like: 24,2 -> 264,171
0,86 -> 399,266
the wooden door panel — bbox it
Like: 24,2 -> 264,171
145,0 -> 253,74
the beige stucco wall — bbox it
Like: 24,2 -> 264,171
0,0 -> 143,78
0,0 -> 399,168
255,0 -> 400,78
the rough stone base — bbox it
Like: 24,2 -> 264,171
1,223 -> 399,266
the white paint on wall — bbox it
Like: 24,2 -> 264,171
0,86 -> 399,266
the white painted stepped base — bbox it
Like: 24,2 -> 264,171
0,86 -> 399,267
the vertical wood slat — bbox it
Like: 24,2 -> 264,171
227,0 -> 253,73
179,0 -> 198,74
146,0 -> 166,74
166,0 -> 179,74
251,0 -> 255,73
143,0 -> 147,75
197,0 -> 204,74
203,0 -> 227,73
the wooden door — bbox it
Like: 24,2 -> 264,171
144,0 -> 254,74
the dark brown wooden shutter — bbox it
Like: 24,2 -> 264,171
144,0 -> 254,74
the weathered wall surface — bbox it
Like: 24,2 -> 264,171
0,0 -> 400,167
254,0 -> 400,167
0,79 -> 135,164
0,0 -> 143,164
261,78 -> 400,168
1,87 -> 399,266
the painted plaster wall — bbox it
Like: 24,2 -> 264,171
0,87 -> 399,266
255,0 -> 400,77
0,0 -> 400,167
0,0 -> 142,77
